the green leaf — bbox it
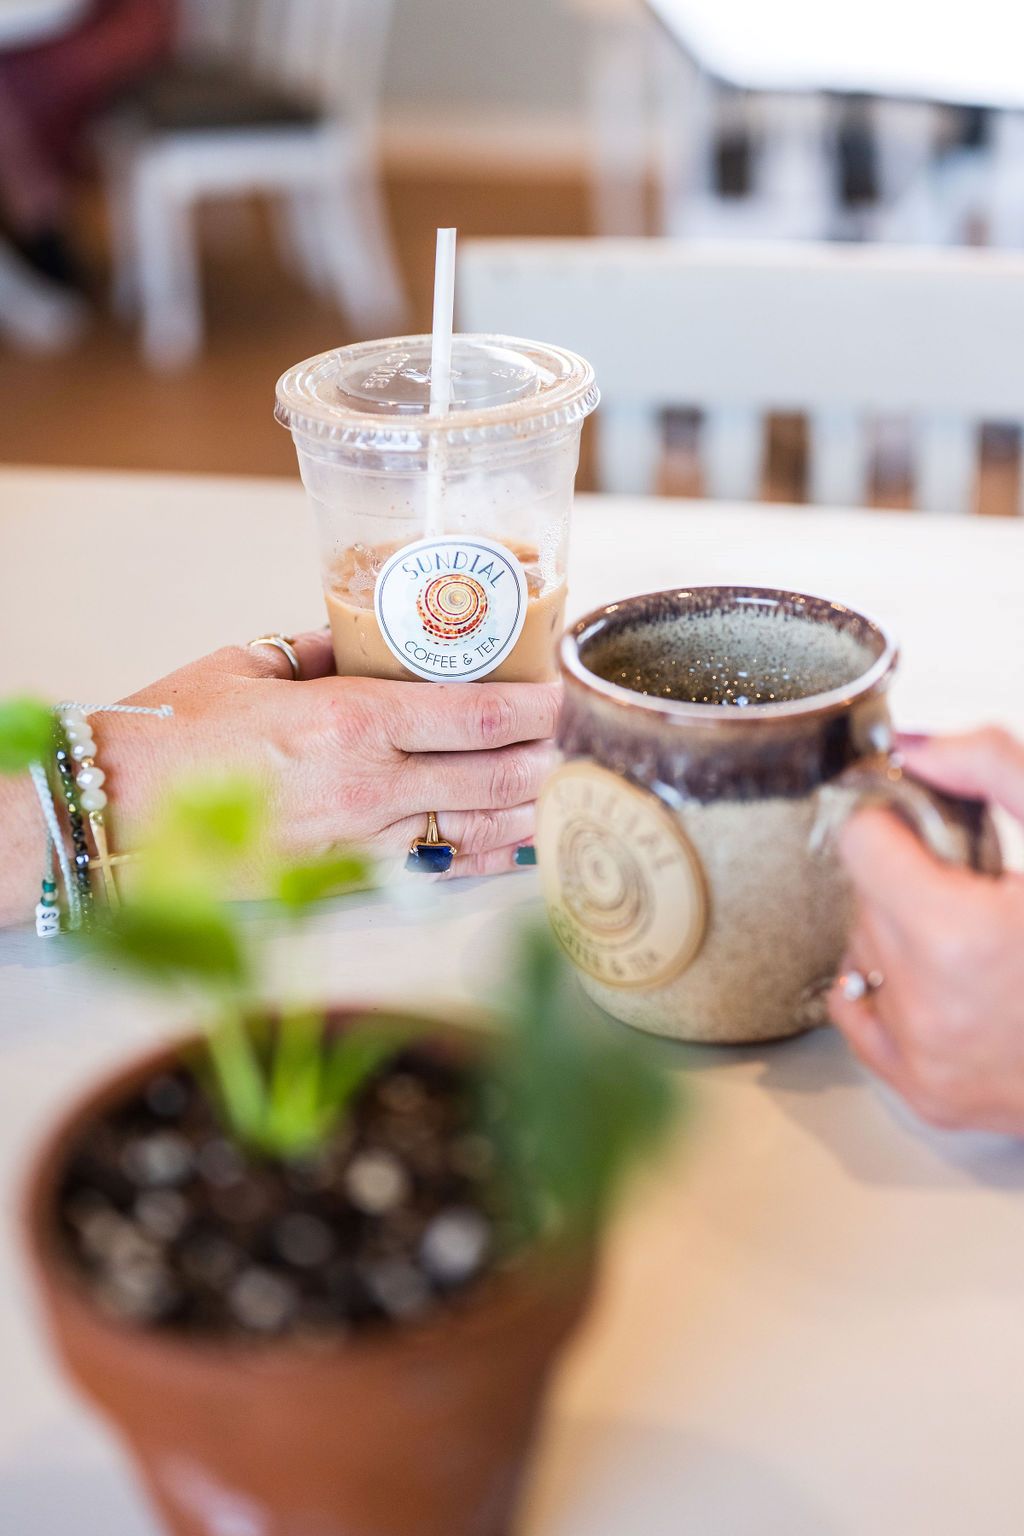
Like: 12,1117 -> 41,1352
206,1014 -> 413,1160
0,698 -> 52,773
84,890 -> 248,988
487,924 -> 678,1242
276,851 -> 374,911
161,776 -> 264,860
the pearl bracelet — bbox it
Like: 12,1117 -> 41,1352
59,706 -> 128,911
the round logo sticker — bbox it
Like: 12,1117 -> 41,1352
374,536 -> 528,682
536,761 -> 707,991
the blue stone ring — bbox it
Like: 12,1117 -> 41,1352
406,811 -> 458,874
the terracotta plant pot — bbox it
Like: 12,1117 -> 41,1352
24,1026 -> 595,1536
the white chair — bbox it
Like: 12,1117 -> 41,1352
105,0 -> 406,369
570,0 -> 841,242
569,0 -> 654,236
657,59 -> 838,242
573,3 -> 940,247
458,237 -> 1024,513
864,99 -> 945,244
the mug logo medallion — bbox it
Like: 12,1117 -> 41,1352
537,761 -> 707,990
375,536 -> 528,682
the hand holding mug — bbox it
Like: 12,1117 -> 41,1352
830,728 -> 1024,1133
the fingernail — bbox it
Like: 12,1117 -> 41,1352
514,845 -> 537,867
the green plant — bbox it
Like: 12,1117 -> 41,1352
488,922 -> 679,1243
1,699 -> 678,1219
87,773 -> 388,1159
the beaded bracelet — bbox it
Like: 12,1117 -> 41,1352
53,720 -> 95,928
58,706 -> 123,909
31,701 -> 173,936
28,759 -> 79,935
35,875 -> 60,936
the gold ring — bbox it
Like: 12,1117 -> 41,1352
406,811 -> 458,873
247,634 -> 301,680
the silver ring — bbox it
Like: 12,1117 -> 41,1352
247,634 -> 300,680
840,968 -> 885,1002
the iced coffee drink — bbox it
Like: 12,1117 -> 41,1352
275,336 -> 597,687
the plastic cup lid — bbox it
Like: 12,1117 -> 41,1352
274,333 -> 598,453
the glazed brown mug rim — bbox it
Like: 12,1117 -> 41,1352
560,585 -> 899,724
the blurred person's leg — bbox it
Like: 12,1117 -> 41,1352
0,0 -> 177,287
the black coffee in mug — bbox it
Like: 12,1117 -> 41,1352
582,590 -> 880,708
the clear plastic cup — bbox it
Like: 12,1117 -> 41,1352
275,334 -> 598,685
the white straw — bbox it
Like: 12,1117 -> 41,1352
429,227 -> 456,415
425,227 -> 457,537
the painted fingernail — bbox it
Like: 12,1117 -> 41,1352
895,731 -> 931,748
513,845 -> 537,867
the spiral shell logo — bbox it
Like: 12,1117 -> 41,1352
374,535 -> 528,682
416,573 -> 489,640
559,823 -> 647,938
537,761 -> 707,991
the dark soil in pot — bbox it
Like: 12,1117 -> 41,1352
56,1041 -> 506,1338
26,1020 -> 594,1536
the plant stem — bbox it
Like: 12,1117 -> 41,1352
205,996 -> 268,1148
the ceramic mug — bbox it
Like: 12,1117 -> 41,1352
536,587 -> 1001,1044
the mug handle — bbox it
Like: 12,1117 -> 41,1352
811,753 -> 1003,875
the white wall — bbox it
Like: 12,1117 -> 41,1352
382,0 -> 587,116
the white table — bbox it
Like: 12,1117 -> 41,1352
3,467 -> 1024,1534
647,0 -> 1024,109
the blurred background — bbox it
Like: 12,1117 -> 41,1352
2,0 -> 1023,510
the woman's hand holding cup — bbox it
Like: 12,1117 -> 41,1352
99,634 -> 558,881
829,728 -> 1024,1133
